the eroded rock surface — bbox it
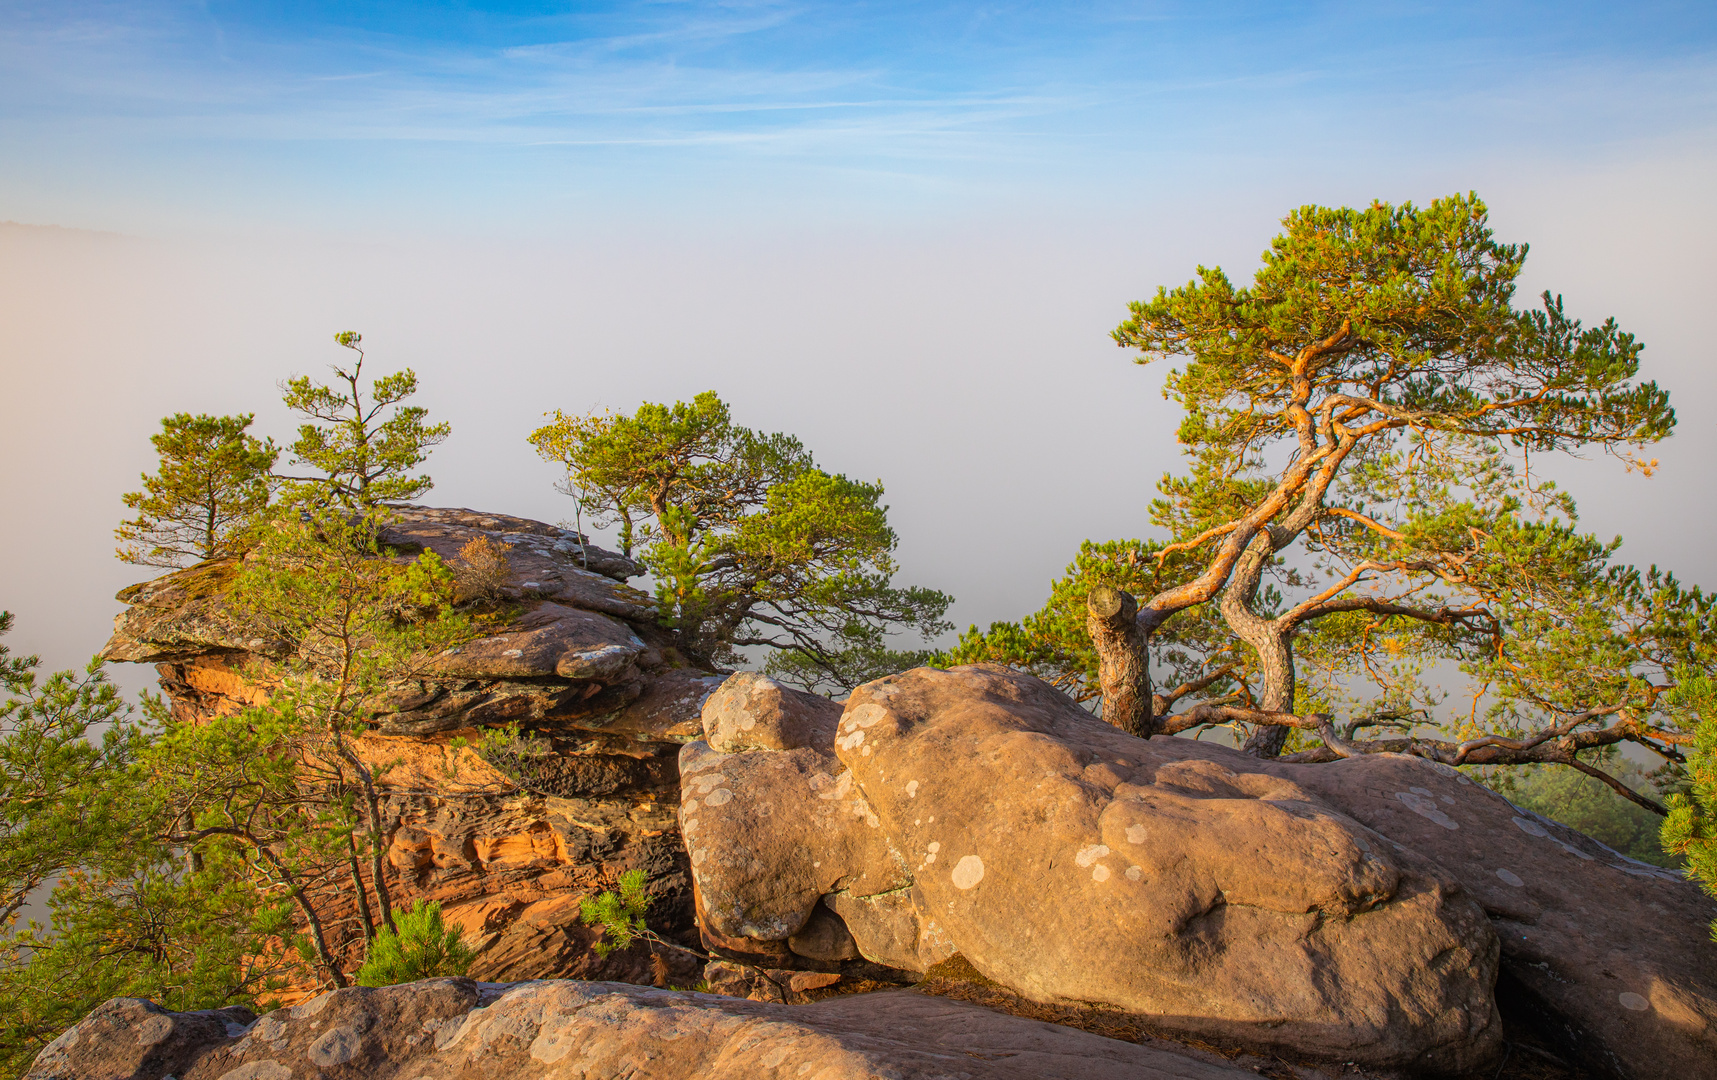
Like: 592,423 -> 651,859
684,664 -> 1501,1073
1287,754 -> 1717,1080
684,663 -> 1717,1079
98,506 -> 719,987
28,979 -> 1263,1080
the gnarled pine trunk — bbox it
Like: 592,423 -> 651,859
1222,533 -> 1295,759
1087,585 -> 1153,738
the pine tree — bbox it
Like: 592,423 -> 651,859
115,413 -> 277,567
279,332 -> 450,510
355,901 -> 474,986
529,392 -> 951,690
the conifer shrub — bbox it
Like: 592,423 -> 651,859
580,869 -> 653,958
354,900 -> 475,986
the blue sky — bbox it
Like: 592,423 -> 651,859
3,2 -> 1716,682
5,2 -> 1716,231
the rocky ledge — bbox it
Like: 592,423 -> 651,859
683,665 -> 1717,1078
26,978 -> 1296,1080
91,506 -> 1717,1077
99,506 -> 725,985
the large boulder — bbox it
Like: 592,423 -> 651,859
1286,754 -> 1717,1079
682,665 -> 1502,1074
682,664 -> 1717,1078
28,980 -> 1263,1080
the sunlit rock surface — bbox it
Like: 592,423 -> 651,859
684,664 -> 1717,1078
100,506 -> 721,987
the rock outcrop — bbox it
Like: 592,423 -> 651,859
1286,754 -> 1717,1080
100,507 -> 723,987
96,507 -> 1717,1077
682,664 -> 1717,1078
28,980 -> 1266,1080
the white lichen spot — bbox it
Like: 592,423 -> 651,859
837,730 -> 865,751
684,799 -> 699,813
704,788 -> 733,807
691,773 -> 729,795
1618,992 -> 1650,1012
849,703 -> 888,729
691,848 -> 708,866
928,842 -> 941,853
1512,815 -> 1550,838
307,1026 -> 363,1068
928,816 -> 935,823
1125,866 -> 1142,881
1496,868 -> 1525,888
683,818 -> 698,832
1091,864 -> 1111,882
906,780 -> 919,799
861,745 -> 872,757
1396,790 -> 1459,830
1125,824 -> 1149,845
924,852 -> 936,864
502,649 -> 524,659
951,855 -> 985,890
1075,844 -> 1110,868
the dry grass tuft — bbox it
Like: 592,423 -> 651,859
455,536 -> 515,602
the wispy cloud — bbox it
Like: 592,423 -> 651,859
1,1 -> 1713,229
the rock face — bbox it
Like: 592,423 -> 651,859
28,979 -> 1264,1080
683,664 -> 1717,1078
99,506 -> 724,987
1285,755 -> 1717,1080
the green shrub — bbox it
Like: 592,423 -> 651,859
579,870 -> 652,958
354,900 -> 474,986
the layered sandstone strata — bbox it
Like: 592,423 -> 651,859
101,506 -> 722,985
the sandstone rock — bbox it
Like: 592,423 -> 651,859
30,979 -> 1264,1080
686,664 -> 1503,1074
376,507 -> 656,620
680,737 -> 906,942
377,505 -> 643,582
788,900 -> 862,963
101,559 -> 281,663
1283,752 -> 1717,1080
602,666 -> 726,741
25,997 -> 256,1080
101,506 -> 718,997
701,670 -> 843,752
429,603 -> 649,681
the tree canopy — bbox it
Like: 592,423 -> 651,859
279,332 -> 450,510
529,391 -> 951,689
952,194 -> 1695,824
0,613 -> 286,1078
115,413 -> 277,567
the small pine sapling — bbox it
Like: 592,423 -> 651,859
579,870 -> 708,962
354,900 -> 475,986
579,869 -> 652,958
